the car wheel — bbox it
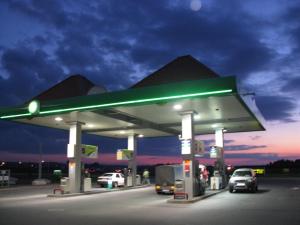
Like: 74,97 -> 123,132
229,187 -> 233,193
113,182 -> 118,188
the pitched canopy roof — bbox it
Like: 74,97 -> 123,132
131,55 -> 219,88
30,75 -> 106,102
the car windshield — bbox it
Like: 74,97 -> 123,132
233,171 -> 252,177
102,173 -> 113,177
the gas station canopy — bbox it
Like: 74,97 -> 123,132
0,76 -> 264,138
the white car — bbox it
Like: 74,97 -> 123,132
97,173 -> 125,188
229,168 -> 258,193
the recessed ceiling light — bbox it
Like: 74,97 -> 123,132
173,104 -> 182,110
138,134 -> 144,138
211,124 -> 218,128
87,124 -> 94,128
120,131 -> 126,134
55,117 -> 63,122
194,114 -> 201,120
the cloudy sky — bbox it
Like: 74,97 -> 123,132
0,0 -> 299,165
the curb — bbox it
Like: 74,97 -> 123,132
167,188 -> 228,204
47,184 -> 153,198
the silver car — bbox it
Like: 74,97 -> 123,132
229,168 -> 258,193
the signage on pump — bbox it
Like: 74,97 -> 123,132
81,145 -> 98,158
210,146 -> 222,158
116,149 -> 133,160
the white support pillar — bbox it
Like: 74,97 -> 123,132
128,134 -> 137,186
215,128 -> 224,148
67,122 -> 83,193
180,111 -> 195,200
214,128 -> 226,187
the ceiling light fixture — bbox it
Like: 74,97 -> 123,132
194,114 -> 201,120
55,117 -> 63,122
173,104 -> 182,110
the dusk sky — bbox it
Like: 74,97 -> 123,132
0,0 -> 300,166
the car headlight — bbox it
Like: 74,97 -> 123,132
247,178 -> 253,182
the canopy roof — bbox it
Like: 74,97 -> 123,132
0,75 -> 265,138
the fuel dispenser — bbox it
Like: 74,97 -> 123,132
174,159 -> 205,199
210,146 -> 227,189
193,160 -> 205,196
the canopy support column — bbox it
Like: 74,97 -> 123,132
128,134 -> 137,186
214,128 -> 226,188
180,111 -> 196,200
67,121 -> 83,193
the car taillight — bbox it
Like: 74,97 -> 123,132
155,185 -> 161,189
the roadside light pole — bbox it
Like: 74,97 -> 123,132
38,142 -> 43,179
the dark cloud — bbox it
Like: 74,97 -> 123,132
225,153 -> 278,160
249,135 -> 261,141
6,0 -> 276,82
256,95 -> 297,122
0,46 -> 64,106
8,0 -> 72,29
281,76 -> 300,94
283,4 -> 300,51
203,139 -> 234,146
225,144 -> 267,151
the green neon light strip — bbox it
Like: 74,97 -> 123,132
1,113 -> 31,119
0,89 -> 232,119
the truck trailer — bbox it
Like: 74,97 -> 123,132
155,164 -> 182,194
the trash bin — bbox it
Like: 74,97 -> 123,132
174,179 -> 187,199
210,176 -> 222,190
136,175 -> 141,185
107,180 -> 113,189
127,175 -> 141,186
84,178 -> 92,192
60,177 -> 70,193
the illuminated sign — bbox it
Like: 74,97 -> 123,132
28,100 -> 40,115
184,160 -> 191,172
116,149 -> 133,160
181,139 -> 191,155
253,168 -> 265,175
210,146 -> 223,158
194,140 -> 205,156
81,145 -> 98,158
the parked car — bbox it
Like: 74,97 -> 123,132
229,168 -> 258,193
97,173 -> 124,188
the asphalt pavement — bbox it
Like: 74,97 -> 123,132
0,177 -> 299,225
